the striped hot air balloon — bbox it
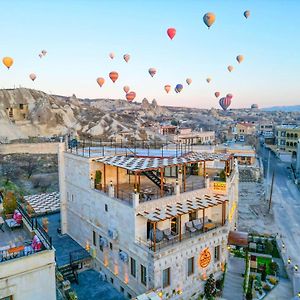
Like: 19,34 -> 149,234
219,97 -> 231,111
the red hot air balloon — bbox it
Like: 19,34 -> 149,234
167,28 -> 176,40
126,91 -> 136,102
96,77 -> 105,87
109,71 -> 119,83
226,93 -> 233,100
29,73 -> 37,81
123,85 -> 130,93
123,54 -> 130,63
164,85 -> 171,93
148,68 -> 156,77
219,97 -> 231,111
214,92 -> 220,98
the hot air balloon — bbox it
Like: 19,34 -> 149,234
219,97 -> 231,111
167,28 -> 176,40
123,85 -> 130,93
203,13 -> 216,29
38,53 -> 42,58
226,93 -> 233,100
109,71 -> 119,83
2,57 -> 14,69
148,68 -> 156,77
29,73 -> 37,81
236,55 -> 244,63
164,85 -> 171,93
206,78 -> 212,83
96,77 -> 105,87
123,54 -> 130,63
175,84 -> 183,93
244,10 -> 250,19
126,91 -> 136,102
186,78 -> 192,85
214,92 -> 220,98
227,65 -> 234,72
41,50 -> 47,56
109,52 -> 115,59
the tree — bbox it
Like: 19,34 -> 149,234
269,261 -> 279,275
3,191 -> 17,215
264,240 -> 274,255
204,274 -> 216,300
21,156 -> 38,179
261,266 -> 267,281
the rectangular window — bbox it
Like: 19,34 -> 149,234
120,286 -> 124,293
188,257 -> 194,276
214,245 -> 220,262
93,231 -> 96,246
130,257 -> 136,278
99,235 -> 103,252
141,265 -> 147,286
110,278 -> 114,284
105,204 -> 108,212
19,104 -> 24,109
110,242 -> 113,250
163,267 -> 170,288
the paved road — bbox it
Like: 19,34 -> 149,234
223,256 -> 245,300
260,145 -> 300,295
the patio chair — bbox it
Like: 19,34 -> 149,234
192,219 -> 203,231
185,221 -> 197,233
163,228 -> 176,241
5,210 -> 23,230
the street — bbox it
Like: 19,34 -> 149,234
260,145 -> 300,295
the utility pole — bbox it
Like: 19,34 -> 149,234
266,150 -> 271,198
268,171 -> 275,212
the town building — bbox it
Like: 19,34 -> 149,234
215,143 -> 256,166
59,140 -> 239,299
235,122 -> 257,142
0,206 -> 56,300
174,129 -> 215,145
159,125 -> 177,136
275,125 -> 300,155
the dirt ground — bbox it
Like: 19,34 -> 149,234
0,153 -> 58,195
238,182 -> 277,235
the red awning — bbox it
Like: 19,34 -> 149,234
228,231 -> 248,247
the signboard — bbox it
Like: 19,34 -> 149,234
229,201 -> 237,222
212,181 -> 227,192
198,247 -> 211,269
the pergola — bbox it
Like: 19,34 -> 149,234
95,152 -> 233,197
137,193 -> 228,252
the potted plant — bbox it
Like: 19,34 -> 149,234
26,204 -> 35,218
42,217 -> 49,232
2,191 -> 17,219
94,170 -> 102,190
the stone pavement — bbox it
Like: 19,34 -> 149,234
264,278 -> 293,300
222,256 -> 245,300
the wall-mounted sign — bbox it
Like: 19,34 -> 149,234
212,181 -> 227,192
229,201 -> 237,222
198,247 -> 211,268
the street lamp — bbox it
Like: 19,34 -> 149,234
295,265 -> 299,272
288,257 -> 291,265
282,243 -> 285,249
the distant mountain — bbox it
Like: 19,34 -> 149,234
262,105 -> 300,112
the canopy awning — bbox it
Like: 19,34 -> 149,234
137,193 -> 228,222
228,231 -> 249,247
96,151 -> 231,172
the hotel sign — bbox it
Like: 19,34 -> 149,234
212,181 -> 227,192
198,247 -> 211,269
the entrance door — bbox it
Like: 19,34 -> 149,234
170,217 -> 179,235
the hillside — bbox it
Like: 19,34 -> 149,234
0,88 -> 171,142
261,105 -> 300,112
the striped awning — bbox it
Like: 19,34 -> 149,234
96,151 -> 231,171
137,193 -> 228,222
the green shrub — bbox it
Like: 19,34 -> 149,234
2,191 -> 17,215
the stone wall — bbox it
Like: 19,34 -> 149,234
0,142 -> 59,155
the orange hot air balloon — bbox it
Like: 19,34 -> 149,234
164,85 -> 171,93
123,54 -> 130,63
203,13 -> 216,29
123,86 -> 130,93
2,57 -> 14,69
126,91 -> 136,102
186,78 -> 192,85
109,71 -> 119,83
167,28 -> 176,40
109,52 -> 115,59
148,68 -> 156,77
227,65 -> 234,72
96,77 -> 105,87
215,92 -> 220,98
29,73 -> 37,81
206,78 -> 212,83
236,55 -> 244,63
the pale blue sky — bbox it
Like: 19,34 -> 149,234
1,0 -> 299,108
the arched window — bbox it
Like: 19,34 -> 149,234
295,133 -> 298,139
286,142 -> 289,146
294,142 -> 297,147
287,133 -> 290,138
290,133 -> 294,138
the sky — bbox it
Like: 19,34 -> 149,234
1,0 -> 300,109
